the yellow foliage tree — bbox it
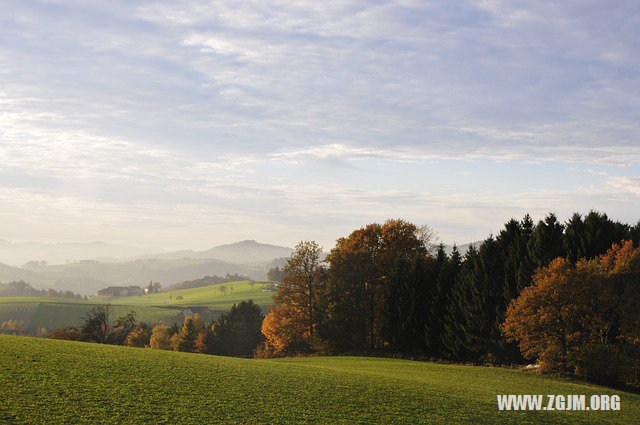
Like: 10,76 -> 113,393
125,327 -> 150,348
149,324 -> 172,350
261,304 -> 308,356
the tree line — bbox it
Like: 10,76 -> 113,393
0,280 -> 85,300
167,273 -> 251,291
260,212 -> 640,387
49,301 -> 264,357
40,211 -> 640,387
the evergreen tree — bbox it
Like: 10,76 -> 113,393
210,300 -> 264,357
497,215 -> 534,300
383,254 -> 433,355
172,315 -> 202,352
426,245 -> 460,357
528,213 -> 565,268
442,246 -> 482,361
565,211 -> 630,262
564,213 -> 586,263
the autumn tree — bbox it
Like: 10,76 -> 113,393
149,324 -> 172,350
262,241 -> 325,354
260,303 -> 308,356
323,219 -> 432,351
501,257 -> 580,370
172,315 -> 204,352
502,241 -> 640,386
125,327 -> 150,348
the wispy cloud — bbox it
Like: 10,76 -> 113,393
1,1 -> 639,248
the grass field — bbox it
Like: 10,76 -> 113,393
0,301 -> 178,330
0,281 -> 275,330
90,280 -> 275,310
0,297 -> 88,304
1,335 -> 638,424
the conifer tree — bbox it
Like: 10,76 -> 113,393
528,213 -> 565,268
426,245 -> 460,357
383,253 -> 433,354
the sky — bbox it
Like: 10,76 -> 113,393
1,0 -> 640,251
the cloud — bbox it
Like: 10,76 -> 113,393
1,1 -> 640,249
607,177 -> 640,197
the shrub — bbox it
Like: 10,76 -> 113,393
125,327 -> 150,348
569,343 -> 623,385
49,327 -> 82,341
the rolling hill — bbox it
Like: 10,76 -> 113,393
0,280 -> 274,330
136,239 -> 294,265
0,262 -> 53,289
1,335 -> 637,424
90,280 -> 275,310
21,258 -> 259,295
0,240 -> 164,266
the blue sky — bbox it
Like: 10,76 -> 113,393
1,0 -> 640,251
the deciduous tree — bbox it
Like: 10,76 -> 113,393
149,324 -> 172,350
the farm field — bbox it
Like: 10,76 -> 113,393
90,280 -> 275,310
0,301 -> 178,330
1,335 -> 638,424
0,281 -> 275,330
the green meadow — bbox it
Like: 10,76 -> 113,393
90,280 -> 275,310
0,300 -> 177,330
1,335 -> 638,424
0,281 -> 275,330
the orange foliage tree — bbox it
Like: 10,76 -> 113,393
149,324 -> 172,350
261,241 -> 325,355
261,304 -> 308,356
502,241 -> 640,385
125,327 -> 150,348
323,219 -> 431,350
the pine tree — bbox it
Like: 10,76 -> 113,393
564,213 -> 586,263
528,213 -> 565,268
441,246 -> 481,361
426,245 -> 460,357
172,315 -> 202,352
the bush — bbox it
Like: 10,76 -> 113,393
569,343 -> 623,385
125,327 -> 150,348
49,327 -> 82,341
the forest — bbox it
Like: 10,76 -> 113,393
261,211 -> 640,388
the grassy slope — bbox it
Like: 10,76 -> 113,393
0,301 -> 178,329
0,296 -> 88,304
0,281 -> 274,329
90,280 -> 274,309
1,335 -> 638,424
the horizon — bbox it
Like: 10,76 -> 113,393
2,1 -> 640,252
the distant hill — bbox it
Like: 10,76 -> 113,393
0,240 -> 165,267
138,240 -> 294,265
442,241 -> 482,256
19,258 -> 262,295
0,262 -> 53,289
